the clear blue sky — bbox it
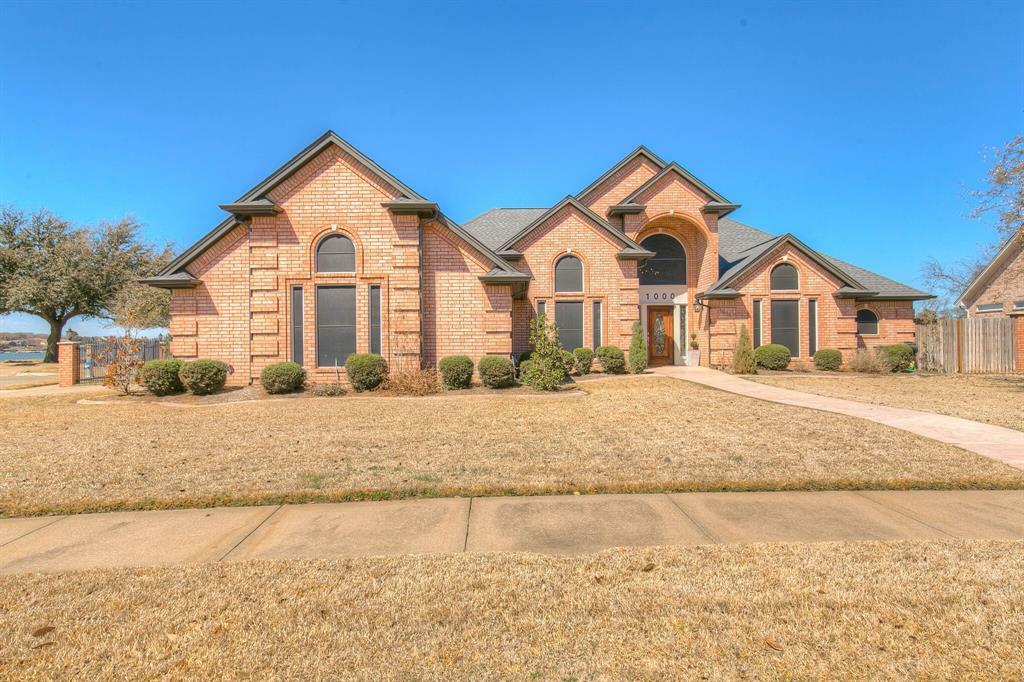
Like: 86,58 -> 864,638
2,0 -> 1021,335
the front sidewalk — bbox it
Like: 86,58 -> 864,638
655,366 -> 1024,470
2,490 -> 1022,574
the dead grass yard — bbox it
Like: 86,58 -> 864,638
749,372 -> 1024,432
2,540 -> 1022,679
3,376 -> 1023,517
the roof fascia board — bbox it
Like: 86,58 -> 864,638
435,212 -> 522,274
237,130 -> 426,203
575,146 -> 667,201
155,217 -> 240,277
499,196 -> 648,253
714,233 -> 864,291
621,162 -> 730,205
955,233 -> 1021,307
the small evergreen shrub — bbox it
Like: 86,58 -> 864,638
438,355 -> 474,389
754,343 -> 791,370
478,355 -> 516,388
732,325 -> 757,374
595,345 -> 625,374
573,347 -> 594,375
561,349 -> 576,376
260,361 -> 306,394
179,359 -> 229,395
345,353 -> 388,392
849,349 -> 886,373
518,358 -> 534,378
137,359 -> 184,396
385,369 -> 440,396
813,348 -> 842,372
878,344 -> 914,372
628,320 -> 648,374
521,314 -> 566,391
309,382 -> 346,397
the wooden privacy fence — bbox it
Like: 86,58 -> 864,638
916,318 -> 1017,373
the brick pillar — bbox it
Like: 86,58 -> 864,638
57,341 -> 81,387
1015,316 -> 1024,373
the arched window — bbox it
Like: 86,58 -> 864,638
770,262 -> 799,290
316,234 -> 355,273
554,255 -> 583,292
638,234 -> 686,285
856,309 -> 879,335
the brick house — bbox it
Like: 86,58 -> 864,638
956,233 -> 1024,369
144,131 -> 932,385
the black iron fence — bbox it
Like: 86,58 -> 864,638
79,339 -> 168,382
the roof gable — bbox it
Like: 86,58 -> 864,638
499,196 -> 651,255
956,232 -> 1024,308
575,146 -> 667,202
621,162 -> 730,205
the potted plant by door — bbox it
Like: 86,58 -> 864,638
687,333 -> 701,366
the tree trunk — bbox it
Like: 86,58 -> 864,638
44,318 -> 64,363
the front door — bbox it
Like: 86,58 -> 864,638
647,306 -> 674,365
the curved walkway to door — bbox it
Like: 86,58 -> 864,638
653,366 -> 1024,471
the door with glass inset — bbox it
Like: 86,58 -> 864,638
646,306 -> 674,365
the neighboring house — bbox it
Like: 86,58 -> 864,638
956,233 -> 1024,318
144,131 -> 932,385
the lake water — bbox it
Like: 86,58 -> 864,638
0,351 -> 46,361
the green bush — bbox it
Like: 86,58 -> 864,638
878,344 -> 914,372
345,353 -> 388,392
732,325 -> 757,374
521,314 -> 566,391
438,355 -> 474,389
561,349 -> 576,376
754,343 -> 791,370
628,320 -> 648,374
179,359 -> 229,395
478,355 -> 516,388
518,358 -> 534,379
573,347 -> 594,375
850,349 -> 886,373
137,359 -> 184,396
813,348 -> 842,372
260,361 -> 306,394
595,345 -> 625,374
309,382 -> 346,397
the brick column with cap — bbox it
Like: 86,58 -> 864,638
57,341 -> 81,387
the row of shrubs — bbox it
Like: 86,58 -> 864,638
137,359 -> 229,396
731,325 -> 915,374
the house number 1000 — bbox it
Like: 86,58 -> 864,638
644,292 -> 672,301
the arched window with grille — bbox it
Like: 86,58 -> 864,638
554,255 -> 583,292
770,262 -> 799,290
316,234 -> 355,273
638,234 -> 686,285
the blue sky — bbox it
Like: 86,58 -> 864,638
2,0 -> 1022,335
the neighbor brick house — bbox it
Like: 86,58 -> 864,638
144,131 -> 932,384
956,232 -> 1024,369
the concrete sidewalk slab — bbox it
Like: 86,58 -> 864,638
0,516 -> 63,547
0,506 -> 276,574
225,498 -> 471,561
654,366 -> 1024,471
860,490 -> 1024,539
668,491 -> 950,543
466,493 -> 709,554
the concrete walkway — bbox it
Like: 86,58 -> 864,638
2,490 -> 1022,574
655,366 -> 1024,470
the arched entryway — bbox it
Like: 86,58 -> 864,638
637,232 -> 687,366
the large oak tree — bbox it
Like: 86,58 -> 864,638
0,208 -> 171,362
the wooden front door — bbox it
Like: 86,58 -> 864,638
647,306 -> 674,365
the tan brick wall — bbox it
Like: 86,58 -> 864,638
579,155 -> 662,219
509,205 -> 638,352
963,239 -> 1024,316
709,243 -> 915,369
57,341 -> 80,387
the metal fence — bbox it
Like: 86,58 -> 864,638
79,339 -> 168,382
916,318 -> 1017,373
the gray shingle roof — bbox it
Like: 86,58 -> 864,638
461,208 -> 548,250
461,210 -> 930,300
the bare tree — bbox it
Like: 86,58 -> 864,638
921,136 -> 1023,314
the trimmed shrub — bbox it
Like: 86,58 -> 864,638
479,355 -> 516,388
732,325 -> 757,374
179,359 -> 228,395
754,343 -> 791,371
518,359 -> 534,379
561,349 -> 576,376
521,314 -> 566,391
813,348 -> 842,372
137,359 -> 184,396
345,353 -> 388,392
385,369 -> 441,396
260,361 -> 306,394
596,345 -> 625,374
878,344 -> 914,373
438,355 -> 474,390
573,347 -> 594,375
309,382 -> 346,397
849,349 -> 886,373
628,320 -> 648,374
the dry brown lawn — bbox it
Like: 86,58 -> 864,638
0,360 -> 58,391
3,376 -> 1023,517
2,541 -> 1022,679
749,372 -> 1024,432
